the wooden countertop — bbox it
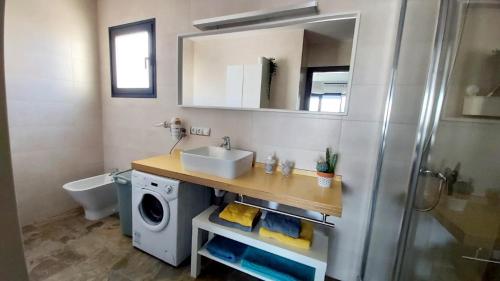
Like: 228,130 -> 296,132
132,152 -> 342,217
432,196 -> 500,249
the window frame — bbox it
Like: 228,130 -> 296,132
109,18 -> 157,98
309,93 -> 346,112
302,66 -> 350,110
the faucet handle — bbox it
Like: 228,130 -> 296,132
154,121 -> 169,128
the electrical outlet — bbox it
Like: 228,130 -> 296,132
190,126 -> 211,136
202,128 -> 211,136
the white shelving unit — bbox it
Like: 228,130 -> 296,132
191,206 -> 328,281
198,246 -> 275,281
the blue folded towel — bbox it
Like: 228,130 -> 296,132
241,247 -> 315,281
206,235 -> 247,263
262,212 -> 301,238
209,205 -> 254,232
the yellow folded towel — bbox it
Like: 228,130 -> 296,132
259,221 -> 313,250
219,203 -> 260,227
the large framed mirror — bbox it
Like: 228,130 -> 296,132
178,13 -> 359,114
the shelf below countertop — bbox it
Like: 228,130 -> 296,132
198,246 -> 274,281
194,206 -> 329,263
132,151 -> 342,217
192,206 -> 328,281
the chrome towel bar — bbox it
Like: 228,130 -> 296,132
235,194 -> 335,228
112,169 -> 133,185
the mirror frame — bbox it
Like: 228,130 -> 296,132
177,12 -> 361,115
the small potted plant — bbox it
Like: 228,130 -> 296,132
267,58 -> 277,100
316,148 -> 338,188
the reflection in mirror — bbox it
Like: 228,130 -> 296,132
180,15 -> 358,114
303,66 -> 349,112
443,2 -> 500,120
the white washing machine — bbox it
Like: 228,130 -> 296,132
131,170 -> 210,266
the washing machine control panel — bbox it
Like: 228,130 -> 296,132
132,170 -> 179,200
165,185 -> 173,194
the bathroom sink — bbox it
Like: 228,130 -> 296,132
181,146 -> 254,179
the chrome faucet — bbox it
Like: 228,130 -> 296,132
220,136 -> 231,150
108,168 -> 119,176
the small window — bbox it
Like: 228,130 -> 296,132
302,66 -> 349,112
109,19 -> 156,98
308,94 -> 346,113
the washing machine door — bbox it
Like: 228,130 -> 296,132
137,189 -> 170,232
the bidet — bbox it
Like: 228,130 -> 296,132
63,173 -> 118,220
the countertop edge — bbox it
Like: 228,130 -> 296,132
131,155 -> 342,217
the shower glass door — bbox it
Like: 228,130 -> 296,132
399,0 -> 500,280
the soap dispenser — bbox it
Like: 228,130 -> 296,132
264,153 -> 277,174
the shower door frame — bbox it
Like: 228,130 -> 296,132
390,0 -> 451,278
360,0 -> 471,279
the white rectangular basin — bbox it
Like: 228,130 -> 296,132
181,146 -> 254,179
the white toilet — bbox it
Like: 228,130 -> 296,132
63,173 -> 118,220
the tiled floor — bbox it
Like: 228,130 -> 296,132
22,209 -> 258,281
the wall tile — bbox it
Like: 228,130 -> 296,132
390,84 -> 425,124
251,112 -> 343,153
396,41 -> 433,86
338,120 -> 381,158
5,0 -> 103,225
352,43 -> 393,86
344,85 -> 387,121
431,120 -> 500,194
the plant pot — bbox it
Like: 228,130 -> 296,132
446,195 -> 468,212
317,172 -> 334,188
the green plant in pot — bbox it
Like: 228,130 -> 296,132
316,148 -> 338,188
267,58 -> 277,100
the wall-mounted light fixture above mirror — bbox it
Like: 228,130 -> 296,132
178,13 -> 360,115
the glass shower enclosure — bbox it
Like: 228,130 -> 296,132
362,0 -> 500,280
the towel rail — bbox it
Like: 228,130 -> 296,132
235,194 -> 335,228
112,169 -> 133,184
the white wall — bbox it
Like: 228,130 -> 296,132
305,37 -> 353,67
97,1 -> 399,280
4,0 -> 103,225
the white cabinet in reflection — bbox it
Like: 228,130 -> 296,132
225,58 -> 270,109
225,65 -> 244,107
